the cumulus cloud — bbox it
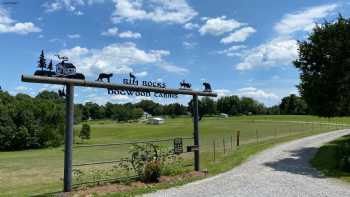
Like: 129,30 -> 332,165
67,34 -> 81,39
183,22 -> 199,30
217,45 -> 246,57
235,38 -> 298,70
101,27 -> 119,36
275,3 -> 338,35
234,3 -> 338,71
220,26 -> 256,44
0,7 -> 41,34
182,41 -> 197,49
118,30 -> 141,39
214,87 -> 279,106
43,0 -> 104,14
111,0 -> 197,24
199,16 -> 242,36
101,27 -> 141,39
135,71 -> 148,77
53,42 -> 188,76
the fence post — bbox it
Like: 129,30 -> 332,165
256,129 -> 259,143
223,137 -> 226,154
230,135 -> 233,151
213,140 -> 216,162
236,130 -> 240,147
275,128 -> 277,138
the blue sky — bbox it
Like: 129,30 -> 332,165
0,0 -> 349,106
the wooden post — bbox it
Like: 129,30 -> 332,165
213,140 -> 216,162
64,84 -> 74,192
230,135 -> 233,151
193,95 -> 200,171
236,130 -> 240,147
223,137 -> 226,154
256,129 -> 259,143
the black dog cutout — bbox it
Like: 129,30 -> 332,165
203,82 -> 212,92
180,80 -> 191,89
96,73 -> 113,83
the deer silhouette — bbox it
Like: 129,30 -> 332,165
203,82 -> 212,92
129,73 -> 136,81
96,73 -> 113,83
180,80 -> 191,89
55,54 -> 69,62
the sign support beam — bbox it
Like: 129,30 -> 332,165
64,84 -> 74,192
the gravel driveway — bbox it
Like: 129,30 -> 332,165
143,130 -> 350,197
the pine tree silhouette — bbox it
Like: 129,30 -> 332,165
38,50 -> 46,71
47,60 -> 53,71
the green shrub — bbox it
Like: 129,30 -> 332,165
79,123 -> 91,142
144,160 -> 161,182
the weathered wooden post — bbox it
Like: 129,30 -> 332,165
193,95 -> 200,171
64,84 -> 74,192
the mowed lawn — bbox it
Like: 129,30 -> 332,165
0,115 -> 347,196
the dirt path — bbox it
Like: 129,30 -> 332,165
143,130 -> 350,197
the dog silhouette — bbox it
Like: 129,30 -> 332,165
96,73 -> 113,82
203,82 -> 212,92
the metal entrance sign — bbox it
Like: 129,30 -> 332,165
21,51 -> 217,192
173,138 -> 183,154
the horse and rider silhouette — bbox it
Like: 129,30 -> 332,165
180,80 -> 191,89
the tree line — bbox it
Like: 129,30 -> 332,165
0,88 -> 308,151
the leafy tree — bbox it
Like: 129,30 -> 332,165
38,50 -> 46,71
294,16 -> 350,117
279,94 -> 308,115
79,123 -> 91,142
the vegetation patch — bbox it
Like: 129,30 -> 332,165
311,135 -> 350,182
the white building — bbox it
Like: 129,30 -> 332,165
219,113 -> 229,118
148,117 -> 165,125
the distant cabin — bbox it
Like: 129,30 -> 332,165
148,117 -> 165,125
143,112 -> 152,119
219,113 -> 229,118
55,62 -> 76,76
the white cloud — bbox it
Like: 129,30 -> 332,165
182,41 -> 196,49
220,26 -> 256,44
101,27 -> 119,36
275,3 -> 338,35
118,30 -> 141,39
54,42 -> 188,76
217,45 -> 246,57
199,16 -> 242,36
235,38 -> 298,70
102,28 -> 141,39
67,34 -> 81,39
183,22 -> 199,30
43,0 -> 104,13
157,62 -> 189,75
135,71 -> 148,77
0,7 -> 41,34
234,3 -> 339,71
15,86 -> 30,91
214,87 -> 279,106
112,0 -> 197,24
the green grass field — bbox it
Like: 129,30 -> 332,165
0,115 -> 348,196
